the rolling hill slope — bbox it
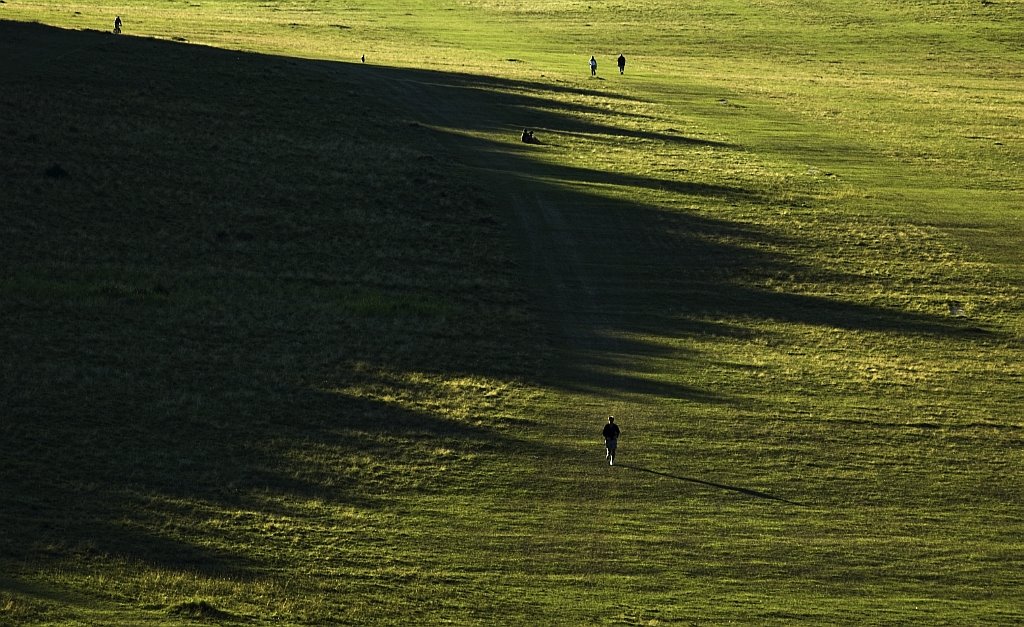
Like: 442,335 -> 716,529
2,3 -> 1023,623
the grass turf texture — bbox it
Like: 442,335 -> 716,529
2,0 -> 1023,624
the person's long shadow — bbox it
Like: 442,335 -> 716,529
618,464 -> 805,506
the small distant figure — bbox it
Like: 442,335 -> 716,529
617,53 -> 626,74
603,415 -> 621,466
361,54 -> 365,63
113,15 -> 122,34
590,55 -> 597,77
521,128 -> 540,144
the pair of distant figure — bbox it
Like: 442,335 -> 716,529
521,128 -> 541,144
589,54 -> 627,76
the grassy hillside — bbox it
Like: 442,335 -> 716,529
2,0 -> 1023,624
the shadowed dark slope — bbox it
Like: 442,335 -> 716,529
0,20 -> 994,580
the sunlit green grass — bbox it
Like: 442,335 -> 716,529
2,0 -> 1022,623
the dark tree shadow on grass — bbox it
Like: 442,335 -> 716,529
0,20 -> 998,592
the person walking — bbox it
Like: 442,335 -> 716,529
603,416 -> 621,465
590,55 -> 597,77
113,15 -> 122,34
617,53 -> 626,75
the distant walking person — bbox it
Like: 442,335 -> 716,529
617,53 -> 626,74
603,416 -> 621,465
590,55 -> 597,77
113,15 -> 122,34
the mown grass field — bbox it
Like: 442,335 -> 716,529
2,0 -> 1023,624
